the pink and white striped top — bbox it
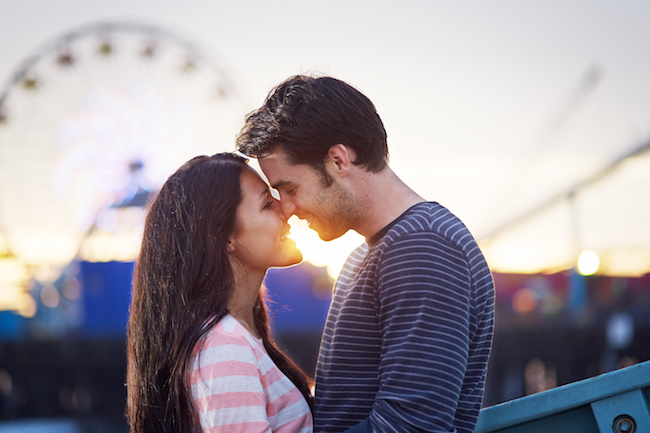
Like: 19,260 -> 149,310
189,314 -> 313,433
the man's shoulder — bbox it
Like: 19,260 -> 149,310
386,202 -> 469,242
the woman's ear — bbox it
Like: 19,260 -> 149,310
227,238 -> 236,253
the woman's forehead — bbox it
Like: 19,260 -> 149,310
241,166 -> 270,196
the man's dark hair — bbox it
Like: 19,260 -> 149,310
236,75 -> 389,177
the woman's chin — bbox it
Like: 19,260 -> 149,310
278,246 -> 303,268
287,250 -> 303,267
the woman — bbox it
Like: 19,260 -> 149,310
126,153 -> 313,433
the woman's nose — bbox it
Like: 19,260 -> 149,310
279,197 -> 296,220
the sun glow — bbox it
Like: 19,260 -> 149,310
287,216 -> 364,279
577,250 -> 600,276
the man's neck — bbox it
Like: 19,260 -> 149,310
352,166 -> 425,240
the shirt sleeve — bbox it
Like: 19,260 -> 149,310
190,332 -> 272,433
350,231 -> 472,432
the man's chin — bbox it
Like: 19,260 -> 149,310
315,228 -> 345,242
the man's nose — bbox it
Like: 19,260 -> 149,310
279,197 -> 296,220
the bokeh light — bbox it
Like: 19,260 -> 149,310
40,284 -> 60,308
577,250 -> 600,276
512,287 -> 538,314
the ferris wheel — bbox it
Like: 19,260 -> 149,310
0,21 -> 247,280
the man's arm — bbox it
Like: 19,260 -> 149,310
346,231 -> 473,433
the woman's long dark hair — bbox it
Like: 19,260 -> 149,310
126,153 -> 313,433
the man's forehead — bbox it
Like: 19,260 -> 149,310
262,169 -> 296,189
258,150 -> 299,185
259,147 -> 290,164
258,153 -> 283,179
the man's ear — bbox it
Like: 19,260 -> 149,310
327,144 -> 355,177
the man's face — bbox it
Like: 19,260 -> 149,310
259,148 -> 355,241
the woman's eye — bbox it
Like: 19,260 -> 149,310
263,199 -> 274,209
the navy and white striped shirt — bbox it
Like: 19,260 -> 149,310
314,202 -> 494,433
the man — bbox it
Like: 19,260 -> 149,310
236,75 -> 494,433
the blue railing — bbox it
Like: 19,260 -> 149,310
475,361 -> 650,432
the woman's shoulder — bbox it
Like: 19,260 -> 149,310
191,315 -> 261,374
201,314 -> 256,349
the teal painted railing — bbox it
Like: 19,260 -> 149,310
475,361 -> 650,432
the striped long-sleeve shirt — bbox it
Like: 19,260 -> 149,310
314,202 -> 494,433
190,314 -> 313,433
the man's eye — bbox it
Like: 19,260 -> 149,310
263,199 -> 274,209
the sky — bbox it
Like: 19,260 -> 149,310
1,0 -> 649,277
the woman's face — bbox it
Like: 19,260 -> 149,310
229,167 -> 302,272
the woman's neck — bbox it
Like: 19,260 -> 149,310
228,265 -> 266,339
229,309 -> 258,338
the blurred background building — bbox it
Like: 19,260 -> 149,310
1,1 -> 649,431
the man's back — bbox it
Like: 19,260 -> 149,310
314,202 -> 494,433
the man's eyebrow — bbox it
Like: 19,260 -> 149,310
270,179 -> 291,189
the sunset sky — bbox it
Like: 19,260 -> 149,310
1,0 -> 649,277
